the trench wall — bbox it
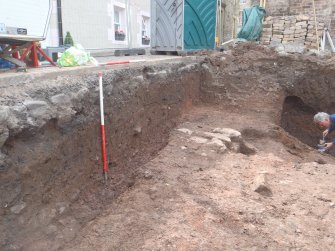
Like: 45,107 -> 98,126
0,60 -> 207,249
201,45 -> 335,152
1,45 -> 335,249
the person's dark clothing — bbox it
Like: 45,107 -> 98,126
327,114 -> 335,143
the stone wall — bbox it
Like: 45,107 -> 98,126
265,0 -> 290,16
222,0 -> 240,41
265,0 -> 335,37
229,0 -> 334,45
261,14 -> 325,50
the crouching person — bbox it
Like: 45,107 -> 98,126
313,112 -> 335,149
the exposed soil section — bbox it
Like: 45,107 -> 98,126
65,106 -> 335,251
281,96 -> 319,148
0,59 -> 206,250
1,44 -> 335,250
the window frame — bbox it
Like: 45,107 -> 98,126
141,15 -> 150,45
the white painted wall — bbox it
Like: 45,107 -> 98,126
41,0 -> 59,48
51,0 -> 151,50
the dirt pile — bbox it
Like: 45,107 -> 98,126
1,44 -> 335,250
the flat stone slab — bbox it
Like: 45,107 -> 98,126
23,100 -> 48,110
207,138 -> 225,147
212,128 -> 241,138
177,128 -> 193,135
190,136 -> 208,144
203,132 -> 231,143
10,202 -> 27,214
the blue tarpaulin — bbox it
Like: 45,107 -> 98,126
0,58 -> 15,69
237,6 -> 266,41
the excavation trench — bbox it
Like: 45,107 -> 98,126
0,60 -> 209,249
1,45 -> 335,250
281,96 -> 319,148
280,64 -> 335,155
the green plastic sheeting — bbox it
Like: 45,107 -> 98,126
237,6 -> 266,41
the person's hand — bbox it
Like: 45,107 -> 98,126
325,142 -> 333,149
323,129 -> 329,138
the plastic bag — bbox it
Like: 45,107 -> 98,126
57,44 -> 96,67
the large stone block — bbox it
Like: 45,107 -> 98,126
263,23 -> 273,28
284,30 -> 295,35
273,34 -> 284,39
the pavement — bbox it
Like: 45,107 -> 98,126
0,54 -> 194,88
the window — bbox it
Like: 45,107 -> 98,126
142,17 -> 148,37
141,16 -> 150,45
114,6 -> 126,41
114,10 -> 120,32
240,0 -> 247,3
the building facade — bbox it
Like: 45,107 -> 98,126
42,0 -> 151,50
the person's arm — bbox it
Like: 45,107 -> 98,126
323,129 -> 329,138
328,127 -> 333,134
325,141 -> 334,149
325,125 -> 334,138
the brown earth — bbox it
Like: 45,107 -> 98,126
1,44 -> 335,250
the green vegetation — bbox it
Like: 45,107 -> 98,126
64,31 -> 74,46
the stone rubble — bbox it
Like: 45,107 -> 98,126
10,202 -> 27,214
253,172 -> 273,197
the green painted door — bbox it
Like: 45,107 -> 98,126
184,0 -> 217,50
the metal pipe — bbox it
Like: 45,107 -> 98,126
43,0 -> 53,39
321,29 -> 326,51
126,0 -> 132,49
222,6 -> 228,41
219,0 -> 222,44
56,0 -> 63,46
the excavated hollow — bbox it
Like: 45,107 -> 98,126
1,44 -> 335,250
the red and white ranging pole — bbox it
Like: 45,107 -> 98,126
99,59 -> 146,66
98,72 -> 108,182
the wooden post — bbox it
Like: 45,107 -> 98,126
312,0 -> 320,52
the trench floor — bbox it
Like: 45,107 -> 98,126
53,105 -> 335,251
